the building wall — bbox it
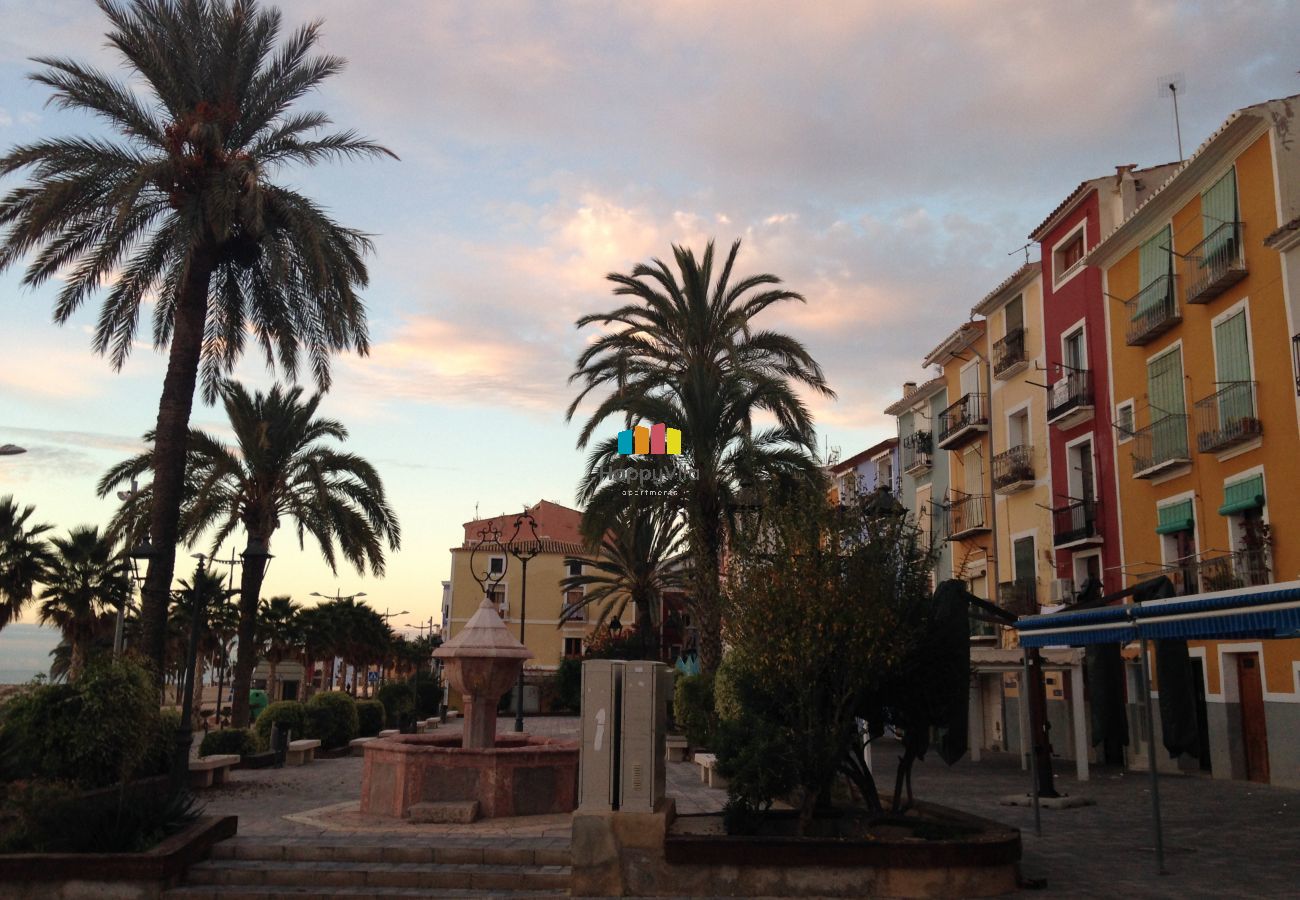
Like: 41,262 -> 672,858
937,348 -> 994,594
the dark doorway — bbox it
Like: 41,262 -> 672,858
1190,658 -> 1212,772
1236,654 -> 1270,783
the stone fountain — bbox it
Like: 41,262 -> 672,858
360,597 -> 579,822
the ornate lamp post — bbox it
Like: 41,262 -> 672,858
116,538 -> 155,658
506,509 -> 540,732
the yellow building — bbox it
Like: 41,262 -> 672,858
444,500 -> 598,709
1091,94 -> 1300,787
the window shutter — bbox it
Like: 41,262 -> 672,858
1213,310 -> 1250,384
1202,169 -> 1238,258
1006,295 -> 1024,334
1156,499 -> 1195,535
1218,475 -> 1265,516
1147,348 -> 1187,461
1139,226 -> 1172,287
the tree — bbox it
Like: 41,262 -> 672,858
37,526 -> 132,682
0,496 -> 55,631
568,240 -> 832,674
559,503 -> 685,660
100,379 -> 400,726
1,0 -> 394,683
259,594 -> 301,700
171,563 -> 237,725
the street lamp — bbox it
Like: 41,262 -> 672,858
116,538 -> 155,658
506,509 -> 541,733
0,444 -> 27,456
309,589 -> 363,690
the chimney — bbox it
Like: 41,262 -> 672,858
903,381 -> 917,396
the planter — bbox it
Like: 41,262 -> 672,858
0,815 -> 236,900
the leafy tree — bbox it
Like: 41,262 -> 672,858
0,0 -> 394,682
37,526 -> 131,682
100,380 -> 399,725
568,240 -> 833,674
0,496 -> 55,632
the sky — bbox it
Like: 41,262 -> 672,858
0,0 -> 1297,663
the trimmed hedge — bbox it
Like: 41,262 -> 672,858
377,682 -> 415,727
305,691 -> 359,749
253,700 -> 307,750
356,699 -> 385,737
199,728 -> 257,758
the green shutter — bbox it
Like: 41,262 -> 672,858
1214,310 -> 1253,424
1138,226 -> 1173,315
1156,499 -> 1195,535
1147,348 -> 1188,461
1218,475 -> 1265,516
1202,170 -> 1238,259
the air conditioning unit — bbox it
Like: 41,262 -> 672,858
1049,578 -> 1075,604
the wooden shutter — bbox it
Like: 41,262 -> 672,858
1202,169 -> 1238,258
1213,309 -> 1250,383
1147,348 -> 1187,460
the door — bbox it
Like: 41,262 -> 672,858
1236,654 -> 1270,783
1202,169 -> 1239,263
1213,309 -> 1252,425
1147,348 -> 1187,460
1138,225 -> 1173,315
1063,328 -> 1085,372
1013,537 -> 1035,584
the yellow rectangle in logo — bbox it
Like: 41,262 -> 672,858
665,427 -> 681,455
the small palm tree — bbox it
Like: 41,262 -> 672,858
172,563 -> 236,725
0,0 -> 394,681
259,595 -> 301,701
0,496 -> 55,632
560,505 -> 685,660
37,526 -> 131,681
101,379 -> 400,725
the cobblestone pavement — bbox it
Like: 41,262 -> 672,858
197,717 -> 1300,897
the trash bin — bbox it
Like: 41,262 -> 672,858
270,723 -> 290,767
249,689 -> 269,722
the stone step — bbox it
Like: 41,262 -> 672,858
210,839 -> 570,867
183,859 -> 570,892
164,887 -> 569,899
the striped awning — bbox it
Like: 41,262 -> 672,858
1155,499 -> 1195,535
1219,475 -> 1265,516
1016,581 -> 1300,647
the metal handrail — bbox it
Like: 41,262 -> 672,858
991,444 -> 1034,489
1124,275 -> 1180,345
938,392 -> 988,444
1047,370 -> 1092,421
1193,381 -> 1260,453
993,326 -> 1027,376
1052,497 -> 1099,546
1130,414 -> 1189,475
1180,221 -> 1246,304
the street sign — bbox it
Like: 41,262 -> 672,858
367,670 -> 379,683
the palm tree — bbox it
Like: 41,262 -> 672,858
0,496 -> 55,631
567,239 -> 833,673
259,594 -> 301,701
298,601 -> 339,696
101,379 -> 400,725
172,562 -> 236,725
0,0 -> 394,682
560,504 -> 685,660
37,526 -> 132,681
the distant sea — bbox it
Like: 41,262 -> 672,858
0,623 -> 61,684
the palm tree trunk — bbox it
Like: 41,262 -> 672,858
230,535 -> 270,728
140,250 -> 216,687
267,656 -> 279,703
192,655 -> 206,729
691,502 -> 725,675
69,637 -> 86,683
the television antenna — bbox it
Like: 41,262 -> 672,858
1009,242 -> 1033,265
1157,74 -> 1187,161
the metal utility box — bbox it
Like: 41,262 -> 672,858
578,659 -> 624,810
618,660 -> 668,813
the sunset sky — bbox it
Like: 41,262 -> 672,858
1,1 -> 1296,670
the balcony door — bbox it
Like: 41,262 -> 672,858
1202,169 -> 1239,260
1213,308 -> 1252,424
1138,225 -> 1173,313
1067,438 -> 1095,502
960,361 -> 980,400
1005,294 -> 1024,337
1013,537 -> 1035,591
1147,347 -> 1187,459
1063,327 -> 1085,373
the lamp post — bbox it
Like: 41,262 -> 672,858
117,539 -> 155,658
310,589 -> 365,690
403,617 -> 435,724
211,546 -> 242,713
173,553 -> 211,793
377,608 -> 409,694
506,509 -> 541,732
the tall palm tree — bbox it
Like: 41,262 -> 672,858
172,562 -> 236,725
560,504 -> 685,660
0,0 -> 394,682
297,601 -> 338,695
37,526 -> 132,681
101,379 -> 400,725
567,239 -> 833,673
0,496 -> 55,631
259,594 -> 301,701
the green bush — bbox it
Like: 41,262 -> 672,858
198,728 -> 257,758
409,673 -> 442,718
305,691 -> 359,749
139,708 -> 180,778
554,657 -> 581,713
253,700 -> 307,750
713,654 -> 743,723
376,682 -> 415,727
0,657 -> 163,788
672,672 -> 716,748
0,778 -> 201,853
356,700 -> 385,737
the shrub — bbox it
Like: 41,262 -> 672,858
0,778 -> 200,853
673,673 -> 715,748
305,691 -> 359,749
553,657 -> 581,713
409,673 -> 442,718
713,653 -> 743,723
356,700 -> 385,737
376,682 -> 415,727
199,728 -> 257,758
254,700 -> 307,750
139,708 -> 180,778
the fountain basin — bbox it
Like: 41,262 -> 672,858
360,733 -> 579,820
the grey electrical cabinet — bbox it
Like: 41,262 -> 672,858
618,660 -> 668,813
578,659 -> 623,810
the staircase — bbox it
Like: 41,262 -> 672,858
163,838 -> 571,899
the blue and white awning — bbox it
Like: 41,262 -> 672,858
1016,581 -> 1300,648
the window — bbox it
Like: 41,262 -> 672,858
567,560 -> 583,578
1067,438 -> 1095,501
488,585 -> 506,617
1005,294 -> 1024,335
1052,222 -> 1087,287
1063,327 -> 1086,372
1202,168 -> 1239,256
1116,401 -> 1135,443
1008,408 -> 1029,449
563,589 -> 586,621
1147,346 -> 1188,458
489,556 -> 505,575
563,638 -> 583,658
1012,536 -> 1035,583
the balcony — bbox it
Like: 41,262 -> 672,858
1194,381 -> 1262,454
993,327 -> 1029,379
1052,498 -> 1101,548
998,579 -> 1038,617
1181,222 -> 1247,304
946,491 -> 990,540
1124,275 -> 1181,346
901,430 -> 933,475
1166,548 -> 1271,596
1046,370 -> 1093,428
991,445 -> 1034,493
1131,414 -> 1190,478
936,393 -> 988,450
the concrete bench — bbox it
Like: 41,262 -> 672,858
378,729 -> 399,738
665,735 -> 689,763
693,753 -> 716,783
189,754 -> 240,788
349,737 -> 378,756
444,709 -> 459,721
285,738 -> 321,766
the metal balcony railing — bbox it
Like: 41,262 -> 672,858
993,326 -> 1028,378
1194,381 -> 1261,454
1131,414 -> 1190,478
946,490 -> 989,539
998,579 -> 1038,617
991,445 -> 1034,491
1167,548 -> 1271,595
1124,275 -> 1181,345
901,430 -> 933,474
937,393 -> 988,449
1047,370 -> 1092,424
1181,222 -> 1247,304
1052,498 -> 1100,546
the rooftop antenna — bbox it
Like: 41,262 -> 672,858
1010,242 -> 1032,265
1157,73 -> 1186,161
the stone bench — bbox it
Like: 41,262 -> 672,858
189,754 -> 240,788
349,737 -> 378,756
693,752 -> 728,790
378,729 -> 400,738
665,735 -> 689,763
285,738 -> 321,766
